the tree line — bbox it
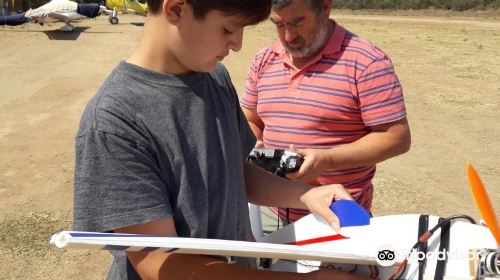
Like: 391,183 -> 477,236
332,0 -> 500,11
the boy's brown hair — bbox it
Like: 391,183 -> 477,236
147,0 -> 272,26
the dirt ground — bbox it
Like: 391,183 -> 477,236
0,11 -> 499,279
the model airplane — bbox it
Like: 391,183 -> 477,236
0,0 -> 109,31
50,164 -> 500,279
102,0 -> 147,25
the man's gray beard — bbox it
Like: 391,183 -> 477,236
285,20 -> 331,58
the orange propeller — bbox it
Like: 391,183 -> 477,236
467,164 -> 500,246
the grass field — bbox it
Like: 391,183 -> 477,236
0,10 -> 499,279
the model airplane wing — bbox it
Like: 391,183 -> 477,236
50,166 -> 500,279
50,231 -> 375,265
50,213 -> 499,279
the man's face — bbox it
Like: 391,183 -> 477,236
270,0 -> 330,58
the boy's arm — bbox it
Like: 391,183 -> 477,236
244,162 -> 353,231
241,106 -> 264,147
114,218 -> 361,280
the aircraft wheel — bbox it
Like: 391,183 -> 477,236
109,16 -> 118,25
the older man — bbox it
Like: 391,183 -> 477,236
241,0 -> 411,223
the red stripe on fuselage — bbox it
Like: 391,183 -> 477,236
288,234 -> 348,246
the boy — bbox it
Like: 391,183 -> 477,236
73,0 -> 366,279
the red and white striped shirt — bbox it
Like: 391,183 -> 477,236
241,22 -> 406,222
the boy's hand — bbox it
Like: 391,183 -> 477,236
299,184 -> 353,232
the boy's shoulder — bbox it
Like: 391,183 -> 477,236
76,62 -> 148,137
78,62 -> 235,137
209,63 -> 235,93
211,63 -> 230,81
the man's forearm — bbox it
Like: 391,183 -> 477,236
327,119 -> 411,170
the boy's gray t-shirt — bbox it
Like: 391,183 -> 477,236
73,61 -> 256,280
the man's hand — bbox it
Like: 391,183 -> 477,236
299,184 -> 353,231
286,145 -> 333,183
255,140 -> 264,148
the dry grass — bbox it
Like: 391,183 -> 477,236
0,212 -> 69,255
333,15 -> 500,114
332,8 -> 500,19
0,212 -> 110,280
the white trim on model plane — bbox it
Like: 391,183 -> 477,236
50,230 -> 373,265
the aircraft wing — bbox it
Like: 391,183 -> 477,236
50,231 -> 376,265
50,213 -> 499,279
105,0 -> 147,16
35,11 -> 86,22
24,0 -> 101,22
29,0 -> 78,14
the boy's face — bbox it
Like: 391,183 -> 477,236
174,7 -> 244,73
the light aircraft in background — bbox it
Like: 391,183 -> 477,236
102,0 -> 147,25
0,0 -> 109,31
51,164 -> 500,279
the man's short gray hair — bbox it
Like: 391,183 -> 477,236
272,0 -> 324,15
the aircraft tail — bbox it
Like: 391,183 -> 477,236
76,3 -> 101,18
0,12 -> 29,26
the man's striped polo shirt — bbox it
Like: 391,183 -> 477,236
240,21 -> 406,221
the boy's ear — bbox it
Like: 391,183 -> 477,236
163,0 -> 184,24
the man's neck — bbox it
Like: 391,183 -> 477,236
289,20 -> 334,70
290,56 -> 312,71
